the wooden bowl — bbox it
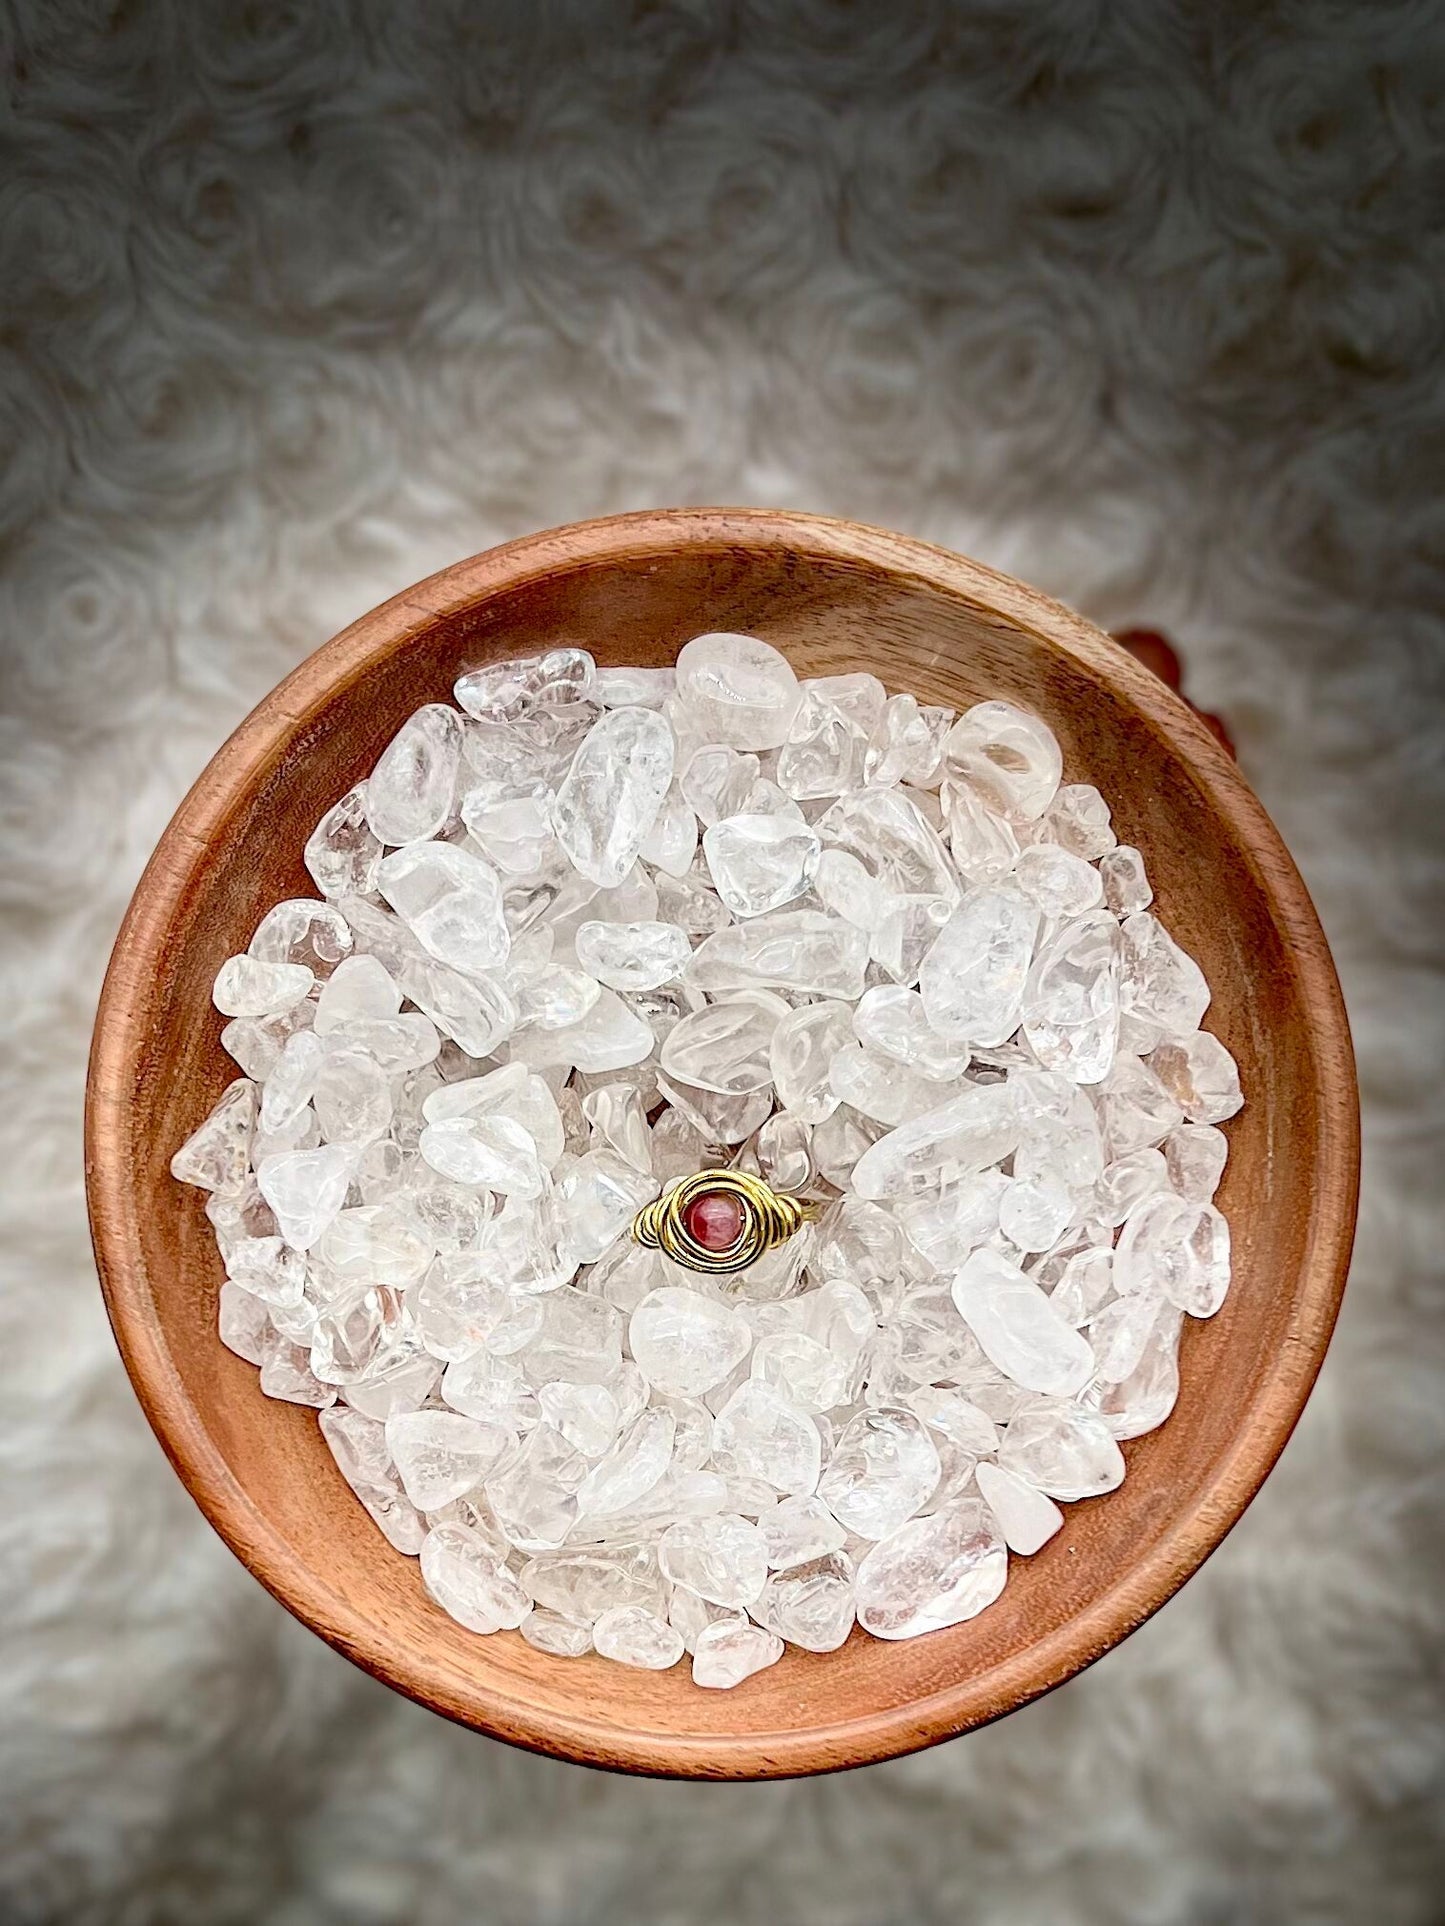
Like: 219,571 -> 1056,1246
85,509 -> 1359,1778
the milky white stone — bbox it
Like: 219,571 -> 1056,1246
851,1082 -> 1019,1202
997,1399 -> 1125,1500
758,1494 -> 849,1571
314,954 -> 400,1034
1100,843 -> 1153,913
855,1499 -> 1007,1638
629,1287 -> 753,1397
1115,1191 -> 1231,1316
973,1460 -> 1063,1555
712,1381 -> 821,1495
691,1615 -> 784,1687
661,993 -> 787,1095
919,888 -> 1037,1047
658,1512 -> 768,1607
377,842 -> 510,975
703,812 -> 820,917
686,911 -> 869,998
255,1142 -> 358,1250
951,1247 -> 1096,1397
421,1521 -> 530,1633
674,632 -> 801,750
1148,1031 -> 1243,1123
819,1408 -> 941,1540
1164,1123 -> 1228,1202
575,919 -> 691,991
212,954 -> 314,1019
552,706 -> 675,886
768,999 -> 854,1123
366,705 -> 463,847
944,701 -> 1062,822
171,1078 -> 257,1191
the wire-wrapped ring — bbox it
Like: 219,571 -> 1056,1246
632,1168 -> 819,1275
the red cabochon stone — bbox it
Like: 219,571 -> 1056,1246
682,1189 -> 745,1252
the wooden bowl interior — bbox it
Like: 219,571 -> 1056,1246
92,522 -> 1352,1777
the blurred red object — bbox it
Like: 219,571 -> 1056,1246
1111,628 -> 1235,757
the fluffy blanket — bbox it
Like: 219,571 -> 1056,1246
2,3 -> 1441,1919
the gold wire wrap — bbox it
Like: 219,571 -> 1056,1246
631,1168 -> 820,1275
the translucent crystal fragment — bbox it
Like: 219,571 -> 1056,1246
661,993 -> 786,1095
685,911 -> 869,999
250,899 -> 353,980
577,1407 -> 675,1517
813,847 -> 889,931
629,1287 -> 753,1397
311,1048 -> 393,1146
852,985 -> 971,1082
319,1405 -> 427,1553
259,1333 -> 336,1407
377,842 -> 510,975
596,664 -> 674,709
1094,1147 -> 1170,1225
552,706 -> 675,887
365,704 -> 463,847
512,987 -> 653,1075
691,1616 -> 784,1687
1099,844 -> 1152,913
703,813 -> 820,917
521,1542 -> 662,1620
1115,1192 -> 1231,1316
484,1424 -> 586,1552
864,693 -> 951,788
218,1280 -> 269,1364
385,1409 -> 513,1510
674,632 -> 801,750
973,1460 -> 1063,1555
1119,913 -> 1210,1038
1046,783 -> 1115,858
855,1498 -> 1007,1638
944,701 -> 1062,822
314,954 -> 400,1034
1149,1031 -> 1243,1124
942,778 -> 1021,886
816,788 -> 959,901
769,999 -> 854,1123
520,1609 -> 593,1657
212,954 -> 314,1019
750,1331 -> 847,1413
305,784 -> 384,899
171,1078 -> 256,1190
537,1380 -> 620,1458
1013,844 -> 1104,921
1093,1053 -> 1184,1157
680,745 -> 762,826
658,1512 -> 768,1607
582,1082 -> 653,1173
758,1493 -> 848,1570
260,1029 -> 327,1134
256,1142 -> 359,1250
819,1408 -> 940,1540
712,1381 -> 821,1496
589,1603 -> 683,1669
919,887 -> 1037,1047
851,1083 -> 1019,1203
951,1247 -> 1096,1397
574,920 -> 691,992
418,1114 -> 543,1195
556,1150 -> 657,1262
454,646 -> 595,721
1085,1302 -> 1182,1439
754,1550 -> 856,1652
997,1399 -> 1125,1500
998,1175 -> 1073,1252
421,1522 -> 530,1633
1164,1123 -> 1228,1203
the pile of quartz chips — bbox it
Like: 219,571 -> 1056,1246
174,631 -> 1241,1687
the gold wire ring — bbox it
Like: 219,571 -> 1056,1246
632,1168 -> 820,1275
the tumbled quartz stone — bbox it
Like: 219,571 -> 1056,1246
454,646 -> 595,722
485,1424 -> 586,1552
852,985 -> 971,1082
574,919 -> 691,991
973,1459 -> 1063,1555
418,1114 -> 543,1195
1119,913 -> 1210,1038
1093,1053 -> 1185,1158
750,1332 -> 847,1414
703,813 -> 820,917
256,1142 -> 358,1250
521,1541 -> 663,1620
819,1408 -> 941,1541
1086,1288 -> 1166,1383
581,1082 -> 653,1173
250,899 -> 353,980
674,632 -> 801,750
777,684 -> 871,800
1148,1031 -> 1244,1123
172,1078 -> 256,1191
754,1551 -> 856,1653
306,784 -> 384,900
855,1498 -> 1007,1638
593,1603 -> 685,1669
537,1380 -> 621,1458
258,1332 -> 336,1407
758,1494 -> 849,1571
1115,1191 -> 1231,1316
1100,843 -> 1153,914
576,1407 -> 675,1517
997,1399 -> 1126,1500
686,910 -> 869,1000
260,1029 -> 327,1135
680,744 -> 762,826
312,1048 -> 394,1147
768,999 -> 853,1123
1094,1147 -> 1170,1225
919,888 -> 1038,1047
951,1246 -> 1096,1397
998,1175 -> 1073,1253
319,1405 -> 427,1554
752,1111 -> 815,1194
691,1615 -> 785,1688
864,692 -> 952,788
816,788 -> 959,901
658,1513 -> 768,1607
712,1381 -> 821,1496
661,993 -> 787,1095
552,706 -> 675,886
365,704 -> 463,847
943,778 -> 1021,886
629,1287 -> 753,1397
1046,1244 -> 1115,1325
513,987 -> 653,1076
213,954 -> 314,1019
377,842 -> 510,974
317,1204 -> 432,1289
828,1043 -> 955,1128
944,701 -> 1062,822
425,1063 -> 564,1166
1164,1123 -> 1229,1203
1010,843 -> 1102,922
1046,783 -> 1115,858
851,1082 -> 1019,1203
520,1608 -> 593,1657
218,1280 -> 270,1364
556,1151 -> 658,1262
385,1409 -> 513,1510
314,954 -> 400,1033
421,1521 -> 530,1634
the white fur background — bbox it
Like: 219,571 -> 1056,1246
3,2 -> 1443,1919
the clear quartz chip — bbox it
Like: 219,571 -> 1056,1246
255,1142 -> 359,1250
855,1498 -> 1007,1638
574,920 -> 691,991
852,985 -> 971,1082
658,1512 -> 768,1607
171,1079 -> 257,1191
769,999 -> 854,1123
629,1288 -> 753,1397
943,701 -> 1062,822
365,705 -> 463,847
552,706 -> 675,886
593,1604 -> 685,1669
997,1399 -> 1125,1500
674,632 -> 802,750
250,899 -> 353,978
213,954 -> 314,1019
753,1551 -> 856,1652
919,887 -> 1038,1047
851,1083 -> 1019,1202
942,778 -> 1020,885
864,693 -> 952,788
686,911 -> 869,998
951,1246 -> 1096,1397
306,784 -> 384,899
1148,1031 -> 1243,1123
691,1616 -> 784,1687
974,1460 -> 1063,1555
1013,844 -> 1105,921
385,1409 -> 513,1510
1164,1123 -> 1228,1202
377,842 -> 510,974
1100,844 -> 1152,913
702,813 -> 820,917
661,993 -> 787,1095
1046,783 -> 1115,858
712,1382 -> 821,1496
818,1408 -> 940,1540
421,1522 -> 530,1633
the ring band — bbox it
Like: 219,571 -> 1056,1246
632,1168 -> 821,1275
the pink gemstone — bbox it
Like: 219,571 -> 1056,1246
682,1189 -> 745,1253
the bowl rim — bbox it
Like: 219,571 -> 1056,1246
85,506 -> 1360,1778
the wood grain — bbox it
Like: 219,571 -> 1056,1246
84,508 -> 1359,1779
